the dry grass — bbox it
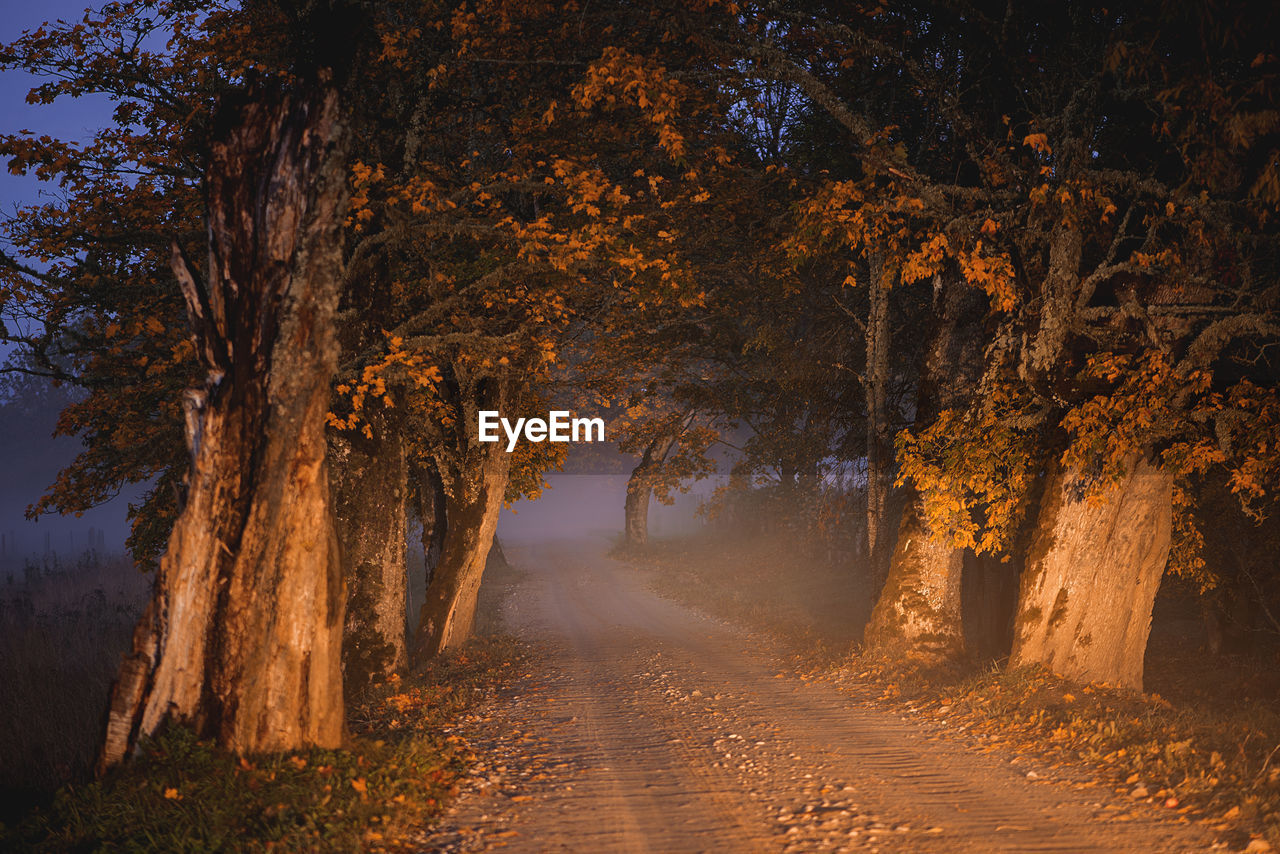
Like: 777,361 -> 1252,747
1,633 -> 533,853
0,542 -> 536,852
0,552 -> 148,813
629,531 -> 871,667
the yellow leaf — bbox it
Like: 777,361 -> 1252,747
1023,133 -> 1052,155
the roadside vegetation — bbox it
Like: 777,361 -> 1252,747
1,1 -> 1278,847
633,516 -> 1280,852
0,553 -> 147,811
0,553 -> 530,852
0,633 -> 528,853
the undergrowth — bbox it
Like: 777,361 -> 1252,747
0,634 -> 529,853
0,553 -> 148,804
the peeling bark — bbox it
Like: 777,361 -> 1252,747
1010,455 -> 1173,690
100,80 -> 350,772
330,407 -> 408,700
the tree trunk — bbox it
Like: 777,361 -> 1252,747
1022,220 -> 1083,382
488,535 -> 510,570
623,473 -> 652,547
413,459 -> 447,588
1010,455 -> 1173,690
863,501 -> 965,659
412,438 -> 511,658
864,255 -> 896,588
624,433 -> 676,548
864,276 -> 987,661
329,407 -> 408,700
961,550 -> 1020,661
99,81 -> 350,772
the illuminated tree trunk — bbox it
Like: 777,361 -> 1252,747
100,82 -> 350,772
411,376 -> 515,660
864,277 -> 986,661
412,439 -> 511,658
624,433 -> 676,547
863,501 -> 965,659
1010,455 -> 1172,690
330,407 -> 408,700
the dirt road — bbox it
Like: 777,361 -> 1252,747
416,540 -> 1215,853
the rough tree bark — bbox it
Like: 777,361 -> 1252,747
329,406 -> 408,700
863,501 -> 966,659
961,551 -> 1020,660
412,378 -> 514,660
1010,455 -> 1173,690
412,442 -> 510,658
863,276 -> 986,661
99,80 -> 350,772
412,458 -> 448,589
864,255 -> 896,589
624,433 -> 677,548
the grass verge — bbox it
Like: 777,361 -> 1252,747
632,531 -> 1280,852
0,634 -> 531,853
839,654 -> 1280,851
0,552 -> 149,804
625,532 -> 869,669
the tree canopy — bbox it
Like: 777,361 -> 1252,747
2,0 -> 1279,756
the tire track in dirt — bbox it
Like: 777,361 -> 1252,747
413,540 -> 1215,853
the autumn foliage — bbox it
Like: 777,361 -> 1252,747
1,0 -> 1279,807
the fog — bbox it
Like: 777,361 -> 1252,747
404,473 -> 719,631
0,375 -> 717,574
0,390 -> 144,575
498,474 -> 719,543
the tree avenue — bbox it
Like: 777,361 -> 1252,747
0,0 -> 1277,783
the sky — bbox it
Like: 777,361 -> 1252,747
0,1 -> 136,565
0,2 -> 692,565
0,0 -> 117,214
